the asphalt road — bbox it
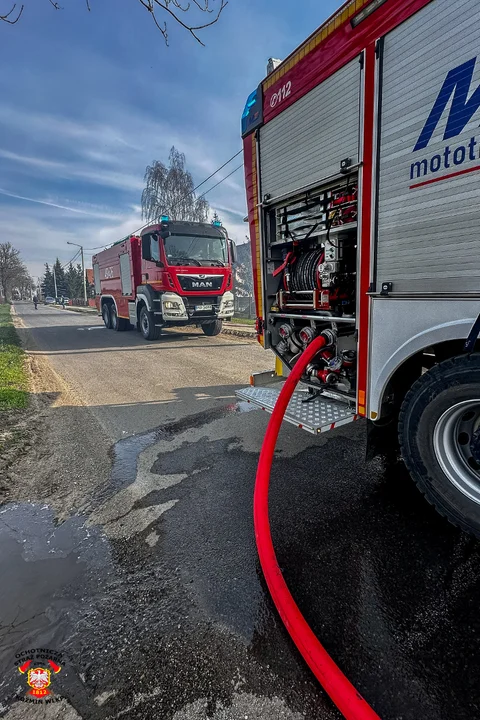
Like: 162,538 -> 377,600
14,303 -> 269,439
2,302 -> 480,720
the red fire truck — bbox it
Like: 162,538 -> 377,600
238,0 -> 480,535
92,218 -> 236,340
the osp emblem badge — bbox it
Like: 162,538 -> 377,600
18,658 -> 62,700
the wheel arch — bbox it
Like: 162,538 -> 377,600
136,294 -> 150,323
372,319 -> 478,420
100,295 -> 118,313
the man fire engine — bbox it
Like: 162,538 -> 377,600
92,217 -> 236,340
237,0 -> 480,536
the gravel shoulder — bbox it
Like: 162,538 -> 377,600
1,309 -> 111,518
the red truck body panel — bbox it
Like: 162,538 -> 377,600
93,238 -> 136,318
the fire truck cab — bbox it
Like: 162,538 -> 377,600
93,218 -> 236,340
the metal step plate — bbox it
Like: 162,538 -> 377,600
236,386 -> 359,435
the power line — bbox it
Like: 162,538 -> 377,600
61,249 -> 81,269
193,150 -> 242,192
198,163 -> 243,198
85,151 -> 244,252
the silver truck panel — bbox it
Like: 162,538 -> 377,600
259,58 -> 361,201
368,298 -> 479,418
93,263 -> 101,295
376,0 -> 480,293
119,253 -> 133,297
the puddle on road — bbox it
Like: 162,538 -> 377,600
101,402 -> 248,501
235,400 -> 258,413
0,503 -> 114,715
0,402 -> 322,720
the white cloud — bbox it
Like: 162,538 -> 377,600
0,98 -> 248,273
0,147 -> 144,193
0,199 -> 142,279
0,188 -> 120,219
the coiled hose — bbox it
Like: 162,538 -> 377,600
290,249 -> 324,291
254,333 -> 381,720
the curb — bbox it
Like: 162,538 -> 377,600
46,305 -> 98,315
221,326 -> 256,339
65,307 -> 99,315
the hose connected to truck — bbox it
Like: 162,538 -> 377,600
254,332 -> 381,720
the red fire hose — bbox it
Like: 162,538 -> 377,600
254,333 -> 381,720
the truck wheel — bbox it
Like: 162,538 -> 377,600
102,303 -> 112,329
110,306 -> 127,331
201,319 -> 222,337
111,306 -> 120,331
139,306 -> 161,341
399,354 -> 480,536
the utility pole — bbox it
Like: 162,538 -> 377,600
53,264 -> 58,299
67,242 -> 87,304
80,245 -> 87,303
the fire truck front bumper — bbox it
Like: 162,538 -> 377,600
181,291 -> 234,321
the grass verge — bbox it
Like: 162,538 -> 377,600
227,317 -> 255,326
0,304 -> 28,410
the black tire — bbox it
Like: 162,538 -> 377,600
110,305 -> 120,331
139,306 -> 161,341
399,354 -> 480,536
102,303 -> 112,329
110,306 -> 128,332
201,319 -> 222,337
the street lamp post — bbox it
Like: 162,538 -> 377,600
66,242 -> 87,304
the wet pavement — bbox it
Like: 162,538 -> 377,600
3,303 -> 480,719
2,406 -> 480,719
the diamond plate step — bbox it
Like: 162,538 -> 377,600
235,386 -> 359,435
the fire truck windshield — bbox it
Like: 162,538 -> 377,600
164,234 -> 228,267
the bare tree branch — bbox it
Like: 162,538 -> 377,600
169,0 -> 190,13
1,0 -> 227,45
151,0 -> 227,45
0,3 -> 24,24
190,0 -> 214,13
138,0 -> 168,43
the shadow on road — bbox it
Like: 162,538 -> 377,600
15,325 -> 251,353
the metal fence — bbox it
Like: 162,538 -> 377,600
233,295 -> 255,319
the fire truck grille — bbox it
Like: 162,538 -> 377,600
178,275 -> 223,292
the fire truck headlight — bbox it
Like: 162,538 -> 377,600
165,300 -> 180,310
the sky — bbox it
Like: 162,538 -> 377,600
0,0 -> 339,280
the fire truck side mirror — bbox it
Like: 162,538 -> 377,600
229,240 -> 237,264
